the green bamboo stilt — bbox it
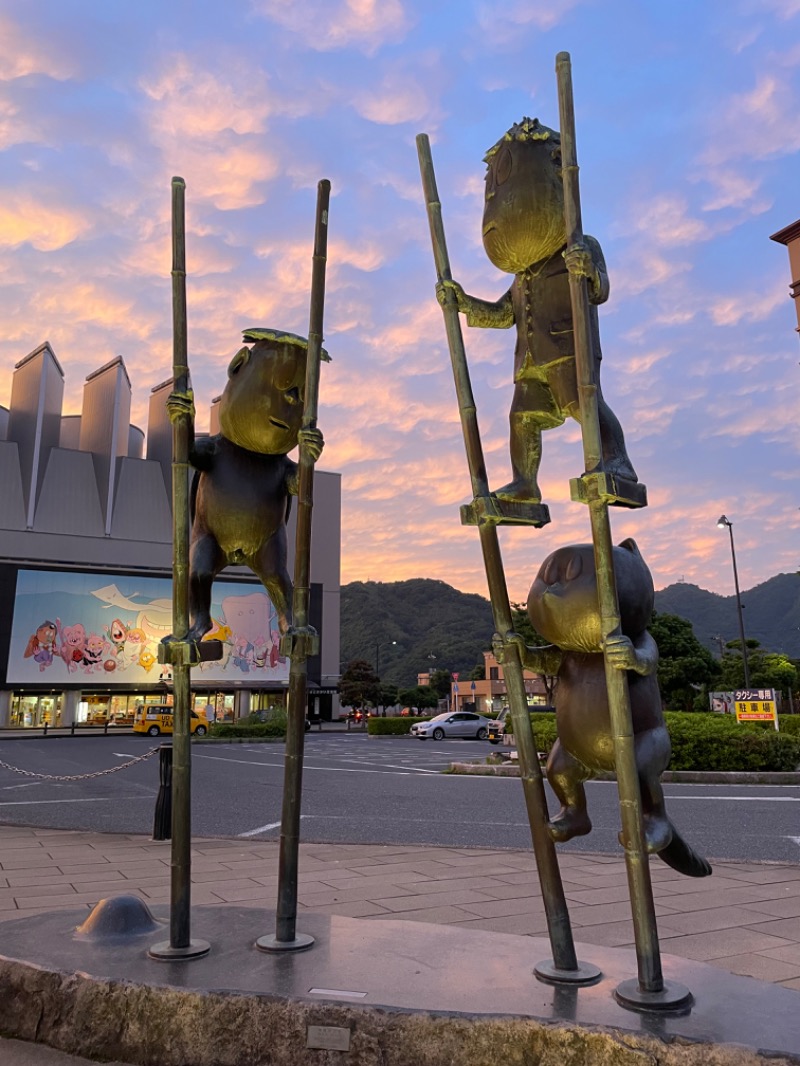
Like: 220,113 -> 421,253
149,177 -> 210,962
555,52 -> 690,1012
257,179 -> 331,954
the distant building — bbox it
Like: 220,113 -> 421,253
770,219 -> 800,338
450,650 -> 549,715
0,342 -> 341,728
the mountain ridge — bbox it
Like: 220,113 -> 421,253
340,573 -> 800,688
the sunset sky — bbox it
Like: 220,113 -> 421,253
0,0 -> 798,604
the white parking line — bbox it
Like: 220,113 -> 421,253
0,797 -> 136,806
668,795 -> 800,802
239,817 -> 306,838
194,753 -> 413,776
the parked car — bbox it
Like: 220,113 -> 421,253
133,704 -> 208,737
409,711 -> 492,741
488,705 -> 555,744
487,708 -> 510,744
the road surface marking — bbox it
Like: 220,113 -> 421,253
0,782 -> 41,791
0,797 -> 137,807
239,818 -> 301,838
193,754 -> 417,776
668,795 -> 800,802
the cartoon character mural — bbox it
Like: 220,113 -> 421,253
83,632 -> 110,673
58,620 -> 86,674
9,571 -> 290,684
221,591 -> 284,676
24,621 -> 58,672
105,619 -> 128,660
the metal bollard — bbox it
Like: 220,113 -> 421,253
43,722 -> 48,736
152,744 -> 173,841
70,721 -> 76,736
104,719 -> 109,735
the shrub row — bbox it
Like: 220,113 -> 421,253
208,721 -> 285,739
473,710 -> 800,773
368,716 -> 433,735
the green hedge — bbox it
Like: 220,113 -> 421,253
208,721 -> 285,739
506,711 -> 800,772
368,716 -> 432,735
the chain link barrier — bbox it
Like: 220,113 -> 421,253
0,747 -> 160,782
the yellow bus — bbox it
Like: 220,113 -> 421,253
133,704 -> 208,737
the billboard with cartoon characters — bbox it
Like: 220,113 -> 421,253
8,570 -> 289,685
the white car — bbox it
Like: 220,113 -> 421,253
409,711 -> 492,741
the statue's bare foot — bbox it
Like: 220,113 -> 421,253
493,480 -> 542,504
643,814 -> 673,854
617,816 -> 672,854
603,457 -> 638,483
548,808 -> 592,843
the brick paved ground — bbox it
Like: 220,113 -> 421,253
2,824 -> 800,988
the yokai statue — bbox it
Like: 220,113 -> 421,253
169,328 -> 325,642
494,538 -> 711,878
438,117 -> 638,505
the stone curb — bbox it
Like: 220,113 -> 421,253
448,762 -> 800,785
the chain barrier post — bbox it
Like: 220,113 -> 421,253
153,744 -> 173,841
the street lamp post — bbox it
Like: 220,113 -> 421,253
717,515 -> 750,689
376,641 -> 397,717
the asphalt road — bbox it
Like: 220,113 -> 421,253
1,733 -> 799,863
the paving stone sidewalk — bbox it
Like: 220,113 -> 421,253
3,823 -> 800,990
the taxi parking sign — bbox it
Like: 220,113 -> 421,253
734,689 -> 778,728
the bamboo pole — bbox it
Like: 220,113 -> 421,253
417,136 -> 600,984
555,53 -> 689,1010
257,179 -> 331,953
149,177 -> 209,961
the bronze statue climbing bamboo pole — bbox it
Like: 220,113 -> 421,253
258,179 -> 331,953
556,52 -> 688,1009
417,134 -> 598,983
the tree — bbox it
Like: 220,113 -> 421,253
398,685 -> 438,712
339,659 -> 381,711
428,668 -> 453,700
718,640 -> 798,696
379,682 -> 399,710
510,602 -> 558,703
469,662 -> 486,681
648,611 -> 720,711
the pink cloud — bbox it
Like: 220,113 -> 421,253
254,0 -> 411,54
0,194 -> 91,251
0,15 -> 76,80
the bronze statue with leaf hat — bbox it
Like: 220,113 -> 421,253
166,327 -> 326,643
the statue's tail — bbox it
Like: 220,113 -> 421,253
658,825 -> 712,878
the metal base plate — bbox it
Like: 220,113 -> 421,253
255,932 -> 315,953
534,959 -> 603,986
614,977 -> 693,1013
148,937 -> 211,961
